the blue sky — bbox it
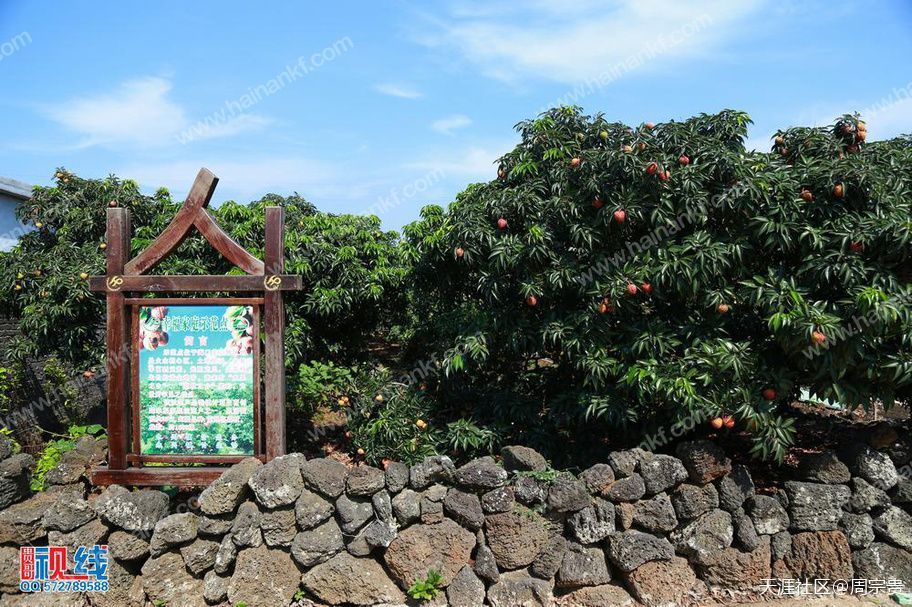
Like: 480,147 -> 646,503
1,1 -> 911,229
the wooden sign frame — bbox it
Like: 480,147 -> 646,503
89,168 -> 301,486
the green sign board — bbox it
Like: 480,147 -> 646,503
137,304 -> 256,456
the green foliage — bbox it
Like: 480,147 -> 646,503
0,178 -> 407,375
346,372 -> 441,465
404,108 -> 912,461
407,569 -> 444,602
41,356 -> 84,426
0,427 -> 21,454
514,467 -> 561,482
0,362 -> 26,419
31,423 -> 104,491
290,360 -> 355,414
345,370 -> 505,464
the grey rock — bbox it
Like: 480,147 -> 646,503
851,446 -> 899,490
444,488 -> 485,530
0,435 -> 14,461
336,493 -> 374,534
108,530 -> 149,561
150,512 -> 198,555
91,550 -> 146,607
92,485 -> 169,533
871,505 -> 912,550
44,449 -> 91,485
840,512 -> 875,549
0,490 -> 57,543
385,461 -> 410,493
198,457 -> 261,515
568,498 -> 615,544
547,476 -> 591,513
602,473 -> 646,503
605,530 -> 674,572
203,570 -> 230,604
456,456 -> 508,491
671,483 -> 719,520
607,449 -> 645,478
676,440 -> 732,484
248,454 -> 304,508
578,463 -> 615,494
746,494 -> 789,535
392,488 -> 421,525
501,445 -> 548,472
346,528 -> 373,557
421,494 -> 445,524
346,464 -> 386,496
481,486 -> 515,513
227,544 -> 301,607
852,542 -> 912,585
295,487 -> 335,529
198,513 -> 234,537
447,566 -> 486,607
180,537 -> 220,575
41,491 -> 95,532
771,531 -> 792,561
633,493 -> 677,533
301,457 -> 348,498
260,506 -> 297,547
230,501 -> 262,548
733,511 -> 761,551
558,584 -> 639,607
47,518 -> 108,560
303,552 -> 405,606
475,542 -> 500,584
410,455 -> 456,490
424,482 -> 448,502
639,454 -> 688,495
849,477 -> 891,513
891,477 -> 912,505
717,464 -> 755,512
291,518 -> 344,567
363,519 -> 397,549
487,570 -> 553,607
372,490 -> 394,523
0,453 -> 34,510
214,534 -> 237,575
669,509 -> 733,565
141,551 -> 205,607
799,450 -> 851,484
784,481 -> 850,531
557,542 -> 611,588
530,534 -> 568,580
513,475 -> 547,505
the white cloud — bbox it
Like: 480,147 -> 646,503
430,114 -> 472,135
117,157 -> 342,201
374,83 -> 423,99
42,76 -> 270,148
417,0 -> 766,85
404,140 -> 515,179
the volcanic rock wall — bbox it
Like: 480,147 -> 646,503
0,434 -> 910,606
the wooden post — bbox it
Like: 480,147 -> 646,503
105,207 -> 131,471
90,170 -> 299,486
264,206 -> 287,459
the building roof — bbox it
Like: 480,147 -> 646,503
0,177 -> 32,201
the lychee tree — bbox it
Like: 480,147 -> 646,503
404,107 -> 912,461
0,172 -> 408,376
